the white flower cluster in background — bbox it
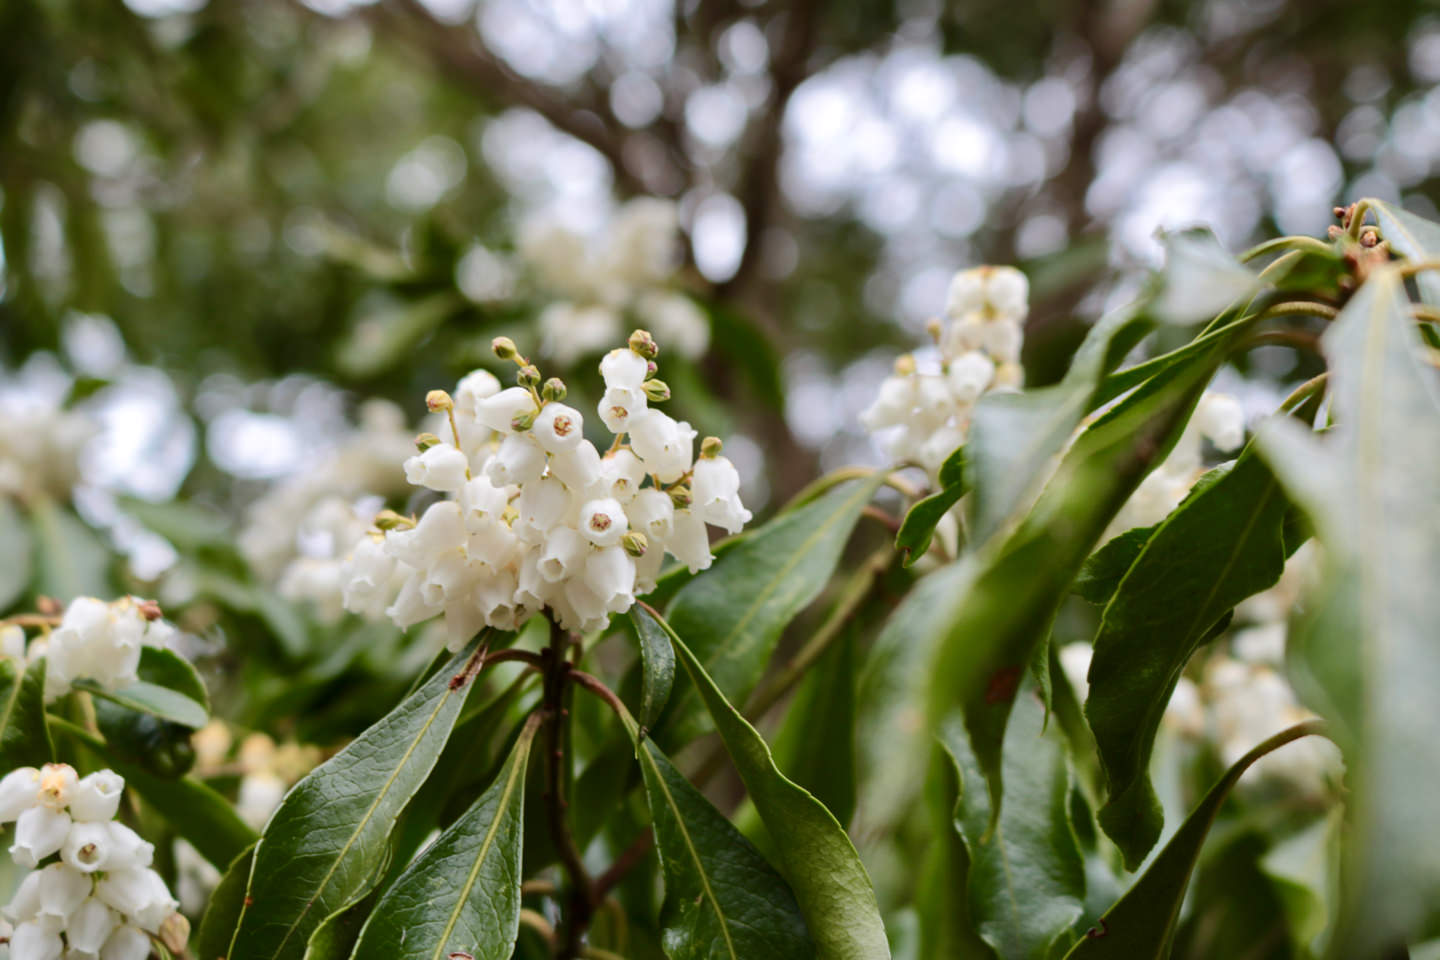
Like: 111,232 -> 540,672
861,265 -> 1029,476
274,495 -> 396,624
238,399 -> 418,585
0,376 -> 95,504
2,597 -> 175,703
0,764 -> 184,960
518,198 -> 711,367
1107,391 -> 1246,535
343,331 -> 751,641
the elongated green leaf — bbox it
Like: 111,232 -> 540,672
229,638 -> 483,960
61,719 -> 255,868
630,605 -> 675,734
967,305 -> 1152,543
354,717 -> 537,960
939,689 -> 1084,960
76,679 -> 208,729
930,332 -> 1233,828
1369,197 -> 1440,305
0,656 -> 51,769
0,499 -> 33,610
1255,268 -> 1440,953
896,447 -> 968,565
661,620 -> 889,960
304,897 -> 376,960
1261,810 -> 1341,958
1149,229 -> 1259,326
197,845 -> 256,960
660,474 -> 882,747
918,743 -> 995,960
31,497 -> 110,601
1062,721 -> 1325,959
137,645 -> 210,711
635,734 -> 814,960
772,628 -> 857,829
1087,447 -> 1291,868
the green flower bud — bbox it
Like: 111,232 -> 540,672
622,531 -> 649,557
511,409 -> 537,432
642,379 -> 671,402
700,436 -> 723,459
517,364 -> 542,389
628,328 -> 659,359
492,336 -> 520,362
668,483 -> 693,509
425,389 -> 454,412
414,432 -> 442,451
375,509 -> 416,531
541,377 -> 568,402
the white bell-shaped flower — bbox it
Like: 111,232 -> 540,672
103,823 -> 154,873
12,807 -> 72,868
579,499 -> 628,548
403,444 -> 470,493
980,318 -> 1024,365
944,268 -> 987,320
341,536 -> 400,617
547,442 -> 602,493
585,546 -> 637,613
61,821 -> 113,873
597,450 -> 647,503
384,501 -> 466,570
561,577 -> 609,631
668,511 -> 713,574
626,489 -> 674,544
454,369 -> 502,416
985,266 -> 1029,319
1194,392 -> 1245,452
539,527 -> 585,583
0,767 -> 39,823
68,772 -> 123,823
532,403 -> 584,454
484,434 -> 546,488
627,410 -> 693,483
95,868 -> 177,933
236,773 -> 286,833
66,897 -> 119,955
517,476 -> 571,536
460,476 -> 509,522
692,457 -> 751,533
5,868 -> 42,922
859,375 -> 916,431
475,387 -> 538,434
385,574 -> 441,631
946,351 -> 995,405
36,863 -> 90,921
10,920 -> 63,960
100,924 -> 152,960
599,348 -> 648,389
598,385 -> 645,434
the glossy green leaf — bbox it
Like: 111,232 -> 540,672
895,446 -> 968,565
772,628 -> 857,829
660,474 -> 882,747
1369,197 -> 1440,305
304,897 -> 377,960
197,845 -> 256,960
1086,446 -> 1292,868
939,689 -> 1084,960
76,678 -> 208,729
1062,721 -> 1325,959
353,716 -> 537,960
661,619 -> 889,960
634,733 -> 814,960
966,305 -> 1152,543
60,718 -> 255,868
1255,267 -> 1440,953
31,497 -> 110,601
630,605 -> 675,734
918,742 -> 995,960
0,656 -> 52,769
229,638 -> 483,960
1071,525 -> 1155,607
930,332 -> 1234,828
137,645 -> 210,711
0,499 -> 33,610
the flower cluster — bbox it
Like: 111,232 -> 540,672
861,265 -> 1029,476
518,198 -> 710,366
1107,391 -> 1245,535
4,598 -> 175,703
0,764 -> 184,960
0,382 -> 95,504
343,331 -> 751,642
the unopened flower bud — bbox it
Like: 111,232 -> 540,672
492,336 -> 520,362
160,911 -> 191,954
541,378 -> 567,402
668,484 -> 693,509
375,510 -> 415,531
700,436 -> 723,459
426,389 -> 454,412
641,379 -> 671,402
628,329 -> 659,359
136,599 -> 163,622
645,359 -> 658,377
510,409 -> 537,432
894,354 -> 916,376
37,596 -> 61,616
622,531 -> 649,557
926,318 -> 943,344
517,365 -> 541,389
414,432 -> 442,452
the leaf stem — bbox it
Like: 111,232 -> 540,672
542,617 -> 594,960
1254,300 -> 1339,322
590,827 -> 654,903
1238,235 -> 1334,262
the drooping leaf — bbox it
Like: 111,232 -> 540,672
196,845 -> 256,960
629,605 -> 675,734
75,679 -> 208,729
659,474 -> 882,747
661,618 -> 889,960
61,718 -> 255,868
939,689 -> 1085,960
0,499 -> 33,611
772,627 -> 857,829
930,331 -> 1235,829
0,656 -> 51,769
1061,721 -> 1326,959
1071,525 -> 1156,607
31,497 -> 110,601
895,446 -> 968,565
634,734 -> 814,960
228,638 -> 483,960
353,717 -> 536,960
1086,446 -> 1292,868
1255,267 -> 1440,953
1369,197 -> 1440,305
